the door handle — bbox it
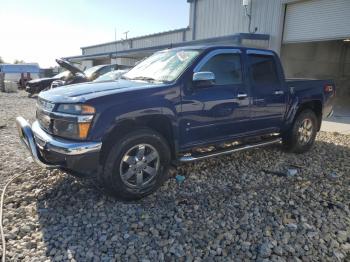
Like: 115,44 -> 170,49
237,93 -> 248,99
273,90 -> 284,95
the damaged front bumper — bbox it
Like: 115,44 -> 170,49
16,116 -> 102,175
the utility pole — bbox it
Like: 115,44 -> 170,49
123,31 -> 129,40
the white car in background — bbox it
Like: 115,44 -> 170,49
93,69 -> 129,82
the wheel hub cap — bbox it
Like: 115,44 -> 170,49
120,144 -> 160,188
298,118 -> 313,145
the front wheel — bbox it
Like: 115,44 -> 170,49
282,109 -> 318,153
100,129 -> 171,200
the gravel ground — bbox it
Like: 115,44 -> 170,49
0,91 -> 349,261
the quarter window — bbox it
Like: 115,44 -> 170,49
98,66 -> 113,76
200,53 -> 242,85
249,54 -> 279,85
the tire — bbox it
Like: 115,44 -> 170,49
282,109 -> 318,153
100,129 -> 171,200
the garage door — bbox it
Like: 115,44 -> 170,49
283,0 -> 350,43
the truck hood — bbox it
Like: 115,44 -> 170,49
39,79 -> 161,103
56,58 -> 84,75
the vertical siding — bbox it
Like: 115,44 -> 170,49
82,30 -> 188,55
194,0 -> 285,52
81,0 -> 289,57
283,0 -> 350,43
132,31 -> 184,49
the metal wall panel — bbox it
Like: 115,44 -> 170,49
81,0 -> 289,57
193,0 -> 285,52
132,31 -> 185,49
283,0 -> 350,43
82,29 -> 188,56
241,39 -> 269,49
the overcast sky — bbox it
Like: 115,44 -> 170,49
0,0 -> 190,68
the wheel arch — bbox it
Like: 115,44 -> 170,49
295,100 -> 322,131
99,115 -> 176,165
286,99 -> 323,132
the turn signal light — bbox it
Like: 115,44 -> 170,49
78,122 -> 91,139
81,105 -> 96,114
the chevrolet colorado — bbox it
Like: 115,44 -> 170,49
16,46 -> 335,200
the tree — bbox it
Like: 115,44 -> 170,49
14,59 -> 25,64
0,56 -> 4,64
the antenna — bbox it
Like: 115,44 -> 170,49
242,0 -> 257,33
123,31 -> 129,40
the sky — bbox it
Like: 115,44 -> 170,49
0,0 -> 190,68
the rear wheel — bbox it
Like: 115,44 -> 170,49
282,109 -> 318,153
100,129 -> 171,200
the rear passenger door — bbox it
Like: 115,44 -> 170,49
247,50 -> 286,132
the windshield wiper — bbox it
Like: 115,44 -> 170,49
126,76 -> 166,83
120,75 -> 131,80
132,76 -> 158,82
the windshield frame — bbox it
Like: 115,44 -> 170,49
123,49 -> 202,84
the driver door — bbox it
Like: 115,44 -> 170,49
179,49 -> 251,148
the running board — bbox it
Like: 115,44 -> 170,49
178,138 -> 282,162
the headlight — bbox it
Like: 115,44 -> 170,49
53,104 -> 95,140
57,104 -> 95,115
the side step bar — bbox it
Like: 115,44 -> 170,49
178,138 -> 282,162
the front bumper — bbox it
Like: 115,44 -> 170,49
16,116 -> 102,175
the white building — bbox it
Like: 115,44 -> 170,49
65,0 -> 350,102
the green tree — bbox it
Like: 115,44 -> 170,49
14,59 -> 25,64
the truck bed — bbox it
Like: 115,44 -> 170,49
285,78 -> 335,118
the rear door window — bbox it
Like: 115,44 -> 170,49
249,54 -> 279,86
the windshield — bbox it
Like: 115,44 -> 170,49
54,70 -> 70,79
123,49 -> 200,83
94,70 -> 127,82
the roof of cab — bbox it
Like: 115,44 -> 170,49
162,45 -> 276,55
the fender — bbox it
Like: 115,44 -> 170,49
284,95 -> 300,128
283,94 -> 323,132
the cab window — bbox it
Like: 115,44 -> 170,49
200,53 -> 242,85
249,54 -> 279,85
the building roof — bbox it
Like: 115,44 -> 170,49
0,64 -> 40,73
81,27 -> 189,50
65,33 -> 269,61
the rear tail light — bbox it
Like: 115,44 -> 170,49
324,84 -> 334,94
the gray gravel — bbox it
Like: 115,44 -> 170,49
0,91 -> 349,261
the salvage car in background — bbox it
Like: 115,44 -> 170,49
25,59 -> 122,96
25,70 -> 70,97
93,69 -> 129,82
50,61 -> 119,88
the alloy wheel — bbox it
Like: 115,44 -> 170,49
298,118 -> 313,145
119,144 -> 160,188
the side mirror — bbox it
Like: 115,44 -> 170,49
192,71 -> 215,87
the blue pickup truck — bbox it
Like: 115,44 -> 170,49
16,45 -> 335,200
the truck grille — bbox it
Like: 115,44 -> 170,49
36,98 -> 55,134
37,98 -> 55,112
36,109 -> 52,133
